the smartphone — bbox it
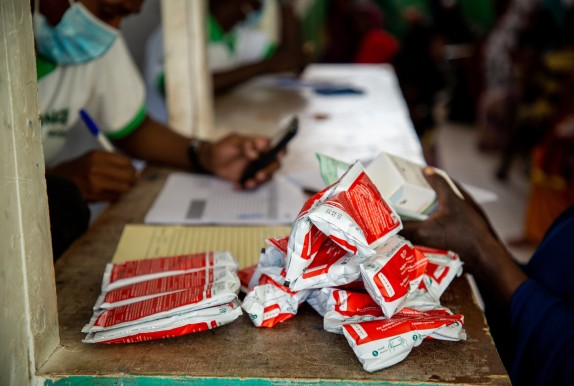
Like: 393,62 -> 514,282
240,116 -> 299,185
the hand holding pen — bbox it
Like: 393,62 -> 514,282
47,109 -> 137,203
79,109 -> 117,152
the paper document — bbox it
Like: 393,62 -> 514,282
145,172 -> 306,225
112,224 -> 291,268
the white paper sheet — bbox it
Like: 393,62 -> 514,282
145,173 -> 306,225
461,183 -> 498,204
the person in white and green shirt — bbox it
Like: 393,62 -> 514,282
145,0 -> 309,124
34,0 -> 283,258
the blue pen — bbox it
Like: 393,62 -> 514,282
79,108 -> 116,152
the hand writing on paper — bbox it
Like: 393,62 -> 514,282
48,150 -> 137,202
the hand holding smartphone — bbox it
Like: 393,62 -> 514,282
239,116 -> 299,185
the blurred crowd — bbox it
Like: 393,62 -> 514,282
316,0 -> 574,246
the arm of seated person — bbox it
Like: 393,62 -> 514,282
400,167 -> 527,307
113,115 -> 281,190
212,2 -> 310,95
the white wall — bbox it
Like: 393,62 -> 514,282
1,1 -> 60,384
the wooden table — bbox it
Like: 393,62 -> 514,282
39,65 -> 509,384
38,166 -> 510,385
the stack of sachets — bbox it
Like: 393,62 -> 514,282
241,161 -> 465,372
83,251 -> 243,344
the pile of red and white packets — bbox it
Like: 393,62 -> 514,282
82,251 -> 243,344
240,161 -> 465,372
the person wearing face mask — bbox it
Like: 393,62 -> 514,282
33,0 -> 284,259
145,0 -> 310,124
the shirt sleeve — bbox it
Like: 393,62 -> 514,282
87,35 -> 147,140
509,279 -> 574,385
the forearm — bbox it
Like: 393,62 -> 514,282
114,116 -> 190,169
472,238 -> 528,307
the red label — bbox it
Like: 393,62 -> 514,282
104,269 -> 219,305
267,236 -> 289,254
110,252 -> 214,284
334,290 -> 384,318
301,225 -> 326,261
95,285 -> 217,328
302,238 -> 348,279
343,309 -> 463,345
323,172 -> 401,245
238,265 -> 257,289
98,321 -> 212,344
372,243 -> 415,301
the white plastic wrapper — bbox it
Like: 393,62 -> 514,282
239,245 -> 288,292
308,162 -> 402,258
360,236 -> 428,318
306,289 -> 326,317
83,280 -> 239,333
285,184 -> 334,285
290,237 -> 360,291
322,288 -> 385,334
94,268 -> 239,310
415,246 -> 463,301
102,251 -> 238,291
342,308 -> 465,372
242,276 -> 311,328
83,300 -> 243,344
266,236 -> 289,255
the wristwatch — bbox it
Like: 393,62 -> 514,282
187,138 -> 210,174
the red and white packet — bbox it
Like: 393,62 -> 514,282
83,280 -> 238,333
290,237 -> 360,291
360,236 -> 428,318
83,300 -> 242,344
242,276 -> 311,328
308,162 -> 402,258
342,308 -> 465,372
102,251 -> 238,291
266,236 -> 289,255
285,185 -> 335,285
95,267 -> 239,309
415,246 -> 463,301
322,288 -> 385,334
239,242 -> 288,293
306,289 -> 326,317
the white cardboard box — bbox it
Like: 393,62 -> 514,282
366,153 -> 437,220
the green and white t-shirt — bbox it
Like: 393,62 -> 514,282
37,35 -> 146,166
144,14 -> 277,124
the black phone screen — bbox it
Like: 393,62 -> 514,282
239,116 -> 299,185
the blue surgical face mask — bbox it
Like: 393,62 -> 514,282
33,0 -> 118,64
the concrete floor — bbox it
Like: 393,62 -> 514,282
434,121 -> 536,264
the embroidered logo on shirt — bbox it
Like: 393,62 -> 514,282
41,108 -> 69,126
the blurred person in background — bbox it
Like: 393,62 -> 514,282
485,4 -> 574,247
320,0 -> 398,64
145,0 -> 309,124
478,0 -> 551,152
